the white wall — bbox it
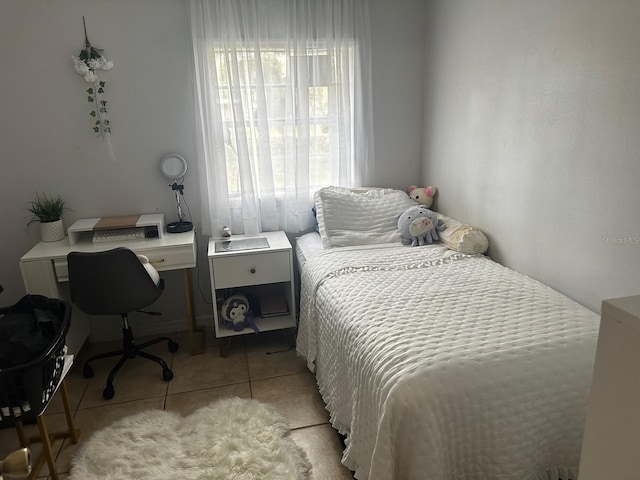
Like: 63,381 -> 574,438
422,0 -> 640,312
370,0 -> 425,188
0,0 -> 203,328
0,0 -> 423,334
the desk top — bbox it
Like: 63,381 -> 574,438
21,230 -> 195,263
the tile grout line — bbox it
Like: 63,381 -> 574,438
290,421 -> 332,432
50,331 -> 331,478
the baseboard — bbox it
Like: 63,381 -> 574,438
88,314 -> 212,343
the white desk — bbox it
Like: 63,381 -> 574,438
19,231 -> 205,355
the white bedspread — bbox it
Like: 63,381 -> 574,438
297,244 -> 600,480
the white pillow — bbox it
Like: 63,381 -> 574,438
435,213 -> 489,254
314,186 -> 415,248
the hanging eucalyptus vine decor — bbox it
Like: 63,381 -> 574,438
71,17 -> 116,161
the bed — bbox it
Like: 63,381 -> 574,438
295,187 -> 600,480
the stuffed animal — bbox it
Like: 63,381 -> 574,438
137,254 -> 160,286
398,205 -> 446,247
408,185 -> 437,208
220,294 -> 259,333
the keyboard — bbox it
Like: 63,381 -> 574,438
92,227 -> 146,244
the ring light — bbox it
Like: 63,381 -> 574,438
160,153 -> 188,180
159,153 -> 193,233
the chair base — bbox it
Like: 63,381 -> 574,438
83,325 -> 179,400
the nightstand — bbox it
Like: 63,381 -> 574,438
207,231 -> 296,356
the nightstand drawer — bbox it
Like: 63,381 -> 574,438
213,251 -> 290,289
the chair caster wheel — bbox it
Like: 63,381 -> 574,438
163,369 -> 174,381
83,364 -> 94,378
168,340 -> 179,353
102,385 -> 115,400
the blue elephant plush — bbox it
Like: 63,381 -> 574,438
398,205 -> 446,246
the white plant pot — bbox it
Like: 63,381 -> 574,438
40,219 -> 64,242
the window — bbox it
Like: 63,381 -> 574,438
188,0 -> 372,235
214,43 -> 353,194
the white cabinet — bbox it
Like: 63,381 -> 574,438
207,231 -> 296,356
579,295 -> 640,479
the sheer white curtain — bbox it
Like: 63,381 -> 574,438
188,0 -> 373,235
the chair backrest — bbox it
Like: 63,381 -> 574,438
68,248 -> 162,316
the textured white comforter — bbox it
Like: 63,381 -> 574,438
297,244 -> 600,480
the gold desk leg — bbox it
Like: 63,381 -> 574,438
184,267 -> 205,355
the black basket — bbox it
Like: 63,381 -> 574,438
0,296 -> 71,427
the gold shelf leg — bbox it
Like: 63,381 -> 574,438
59,380 -> 81,443
35,415 -> 58,480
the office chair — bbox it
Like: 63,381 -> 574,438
68,248 -> 179,400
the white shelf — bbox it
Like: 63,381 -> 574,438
579,295 -> 640,479
215,313 -> 296,338
67,213 -> 165,245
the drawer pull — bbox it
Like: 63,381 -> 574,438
250,268 -> 256,274
151,258 -> 166,264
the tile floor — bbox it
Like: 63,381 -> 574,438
0,329 -> 353,480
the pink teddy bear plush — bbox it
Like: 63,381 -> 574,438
408,185 -> 437,208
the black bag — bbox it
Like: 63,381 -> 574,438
0,295 -> 66,369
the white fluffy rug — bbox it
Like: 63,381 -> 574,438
69,397 -> 312,480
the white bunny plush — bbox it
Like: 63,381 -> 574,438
407,185 -> 437,208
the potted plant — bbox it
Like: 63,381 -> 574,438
26,192 -> 68,242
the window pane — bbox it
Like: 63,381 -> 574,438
212,43 -> 352,194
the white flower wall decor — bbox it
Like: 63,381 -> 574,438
72,17 -> 116,160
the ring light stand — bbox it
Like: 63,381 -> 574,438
160,153 -> 193,233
